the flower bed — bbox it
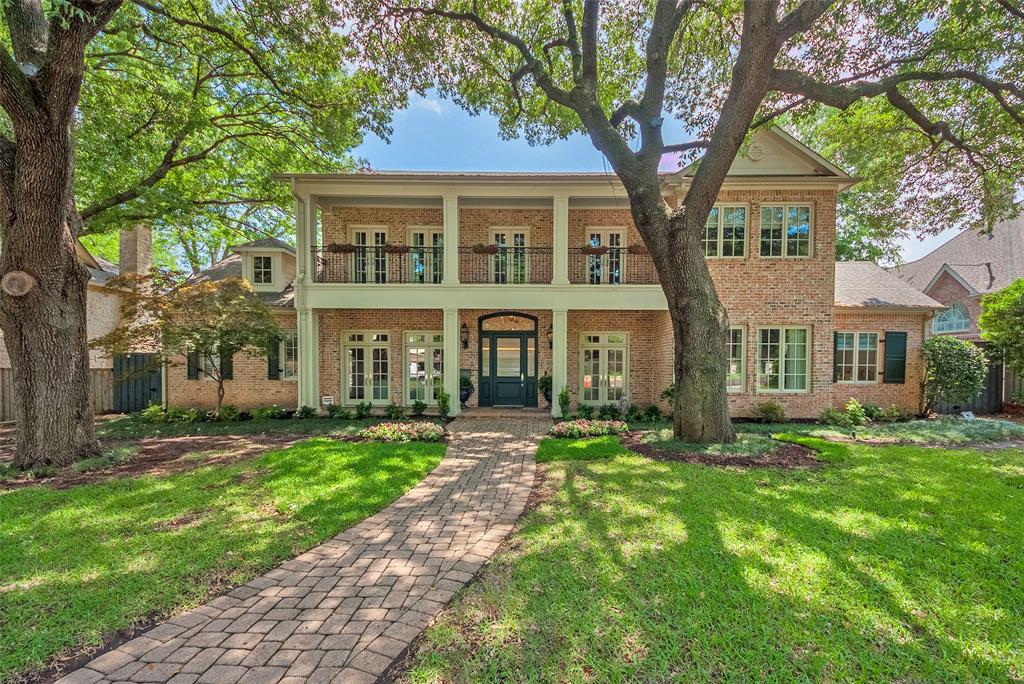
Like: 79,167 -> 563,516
358,421 -> 447,443
549,419 -> 628,438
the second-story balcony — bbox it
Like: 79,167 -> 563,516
314,245 -> 444,284
568,247 -> 658,285
459,246 -> 553,284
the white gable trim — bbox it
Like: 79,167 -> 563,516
923,263 -> 979,297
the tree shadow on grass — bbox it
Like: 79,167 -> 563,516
412,445 -> 1024,682
0,437 -> 444,680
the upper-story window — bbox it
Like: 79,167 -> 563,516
491,228 -> 529,284
350,226 -> 388,284
586,228 -> 625,284
760,205 -> 811,257
703,206 -> 746,258
252,256 -> 273,284
933,302 -> 970,333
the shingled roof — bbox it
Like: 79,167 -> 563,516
187,241 -> 295,307
835,262 -> 944,310
891,215 -> 1024,294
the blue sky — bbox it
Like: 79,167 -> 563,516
355,94 -> 956,262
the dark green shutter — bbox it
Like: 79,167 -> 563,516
883,332 -> 907,384
267,336 -> 280,380
833,332 -> 840,383
220,350 -> 234,380
186,350 -> 199,380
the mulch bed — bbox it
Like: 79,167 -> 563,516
0,433 -> 315,490
620,431 -> 820,469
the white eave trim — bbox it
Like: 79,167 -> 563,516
923,263 -> 978,296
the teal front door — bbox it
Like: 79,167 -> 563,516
479,332 -> 538,407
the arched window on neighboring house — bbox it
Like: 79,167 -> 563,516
933,302 -> 970,333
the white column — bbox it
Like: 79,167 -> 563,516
551,308 -> 568,418
294,196 -> 308,284
304,197 -> 317,284
443,308 -> 460,416
297,307 -> 320,410
552,194 -> 569,285
442,195 -> 460,285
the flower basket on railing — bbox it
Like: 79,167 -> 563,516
384,243 -> 410,254
325,243 -> 358,254
581,245 -> 610,256
471,244 -> 500,255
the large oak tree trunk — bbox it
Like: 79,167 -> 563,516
0,122 -> 101,469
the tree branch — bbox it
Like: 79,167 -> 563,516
662,140 -> 709,153
776,0 -> 838,44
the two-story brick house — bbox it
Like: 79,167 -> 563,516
166,128 -> 943,418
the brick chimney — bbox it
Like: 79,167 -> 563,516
119,225 -> 152,275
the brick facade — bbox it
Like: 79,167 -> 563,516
925,271 -> 981,340
166,311 -> 298,411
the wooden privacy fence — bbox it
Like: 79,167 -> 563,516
0,367 -> 114,423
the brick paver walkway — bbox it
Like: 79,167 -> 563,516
58,417 -> 549,684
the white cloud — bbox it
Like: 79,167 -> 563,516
411,95 -> 444,115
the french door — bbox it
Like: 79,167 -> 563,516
580,333 -> 628,404
409,228 -> 443,284
491,229 -> 529,284
351,227 -> 388,283
586,229 -> 625,284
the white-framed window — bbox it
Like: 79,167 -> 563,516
408,226 -> 443,284
760,205 -> 812,258
280,331 -> 299,381
252,255 -> 273,285
932,302 -> 970,333
343,332 -> 390,404
757,327 -> 810,392
349,226 -> 388,283
405,332 -> 444,405
727,326 -> 745,392
580,333 -> 628,405
200,350 -> 220,381
585,227 -> 626,284
703,206 -> 747,258
835,331 -> 878,383
490,227 -> 529,284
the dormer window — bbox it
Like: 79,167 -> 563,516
252,256 -> 273,285
933,302 -> 969,333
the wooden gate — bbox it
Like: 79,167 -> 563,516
113,353 -> 163,413
936,361 -> 1004,415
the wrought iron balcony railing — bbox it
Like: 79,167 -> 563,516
313,245 -> 444,284
567,247 -> 658,285
458,246 -> 553,284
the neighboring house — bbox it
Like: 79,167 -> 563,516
169,127 -> 945,418
893,215 -> 1024,410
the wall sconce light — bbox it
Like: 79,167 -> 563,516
547,326 -> 553,349
460,323 -> 470,349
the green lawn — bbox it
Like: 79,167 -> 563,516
536,436 -> 623,463
738,417 -> 1024,445
407,438 -> 1024,682
0,438 -> 445,681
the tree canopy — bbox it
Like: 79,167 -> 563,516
980,278 -> 1024,378
64,0 -> 398,271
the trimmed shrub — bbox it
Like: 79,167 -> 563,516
576,403 -> 595,419
325,404 -> 352,420
754,400 -> 786,423
558,385 -> 571,419
879,404 -> 906,423
597,403 -> 622,420
384,403 -> 407,420
354,401 -> 374,419
166,406 -> 206,423
922,336 -> 988,410
819,406 -> 853,427
625,404 -> 644,424
295,405 -> 317,419
844,398 -> 868,426
411,400 -> 427,417
216,405 -> 242,422
548,419 -> 629,438
252,405 -> 288,420
862,402 -> 884,421
358,421 -> 447,442
436,390 -> 451,419
642,405 -> 663,423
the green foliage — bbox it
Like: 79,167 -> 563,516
140,402 -> 169,424
216,405 -> 242,422
295,405 -> 317,419
980,279 -> 1024,377
754,401 -> 786,423
384,403 -> 407,420
536,436 -> 625,464
597,404 -> 622,421
354,402 -> 374,419
411,400 -> 427,417
643,405 -> 663,423
557,386 -> 571,419
820,406 -> 854,428
625,404 -> 643,424
325,404 -> 352,420
164,406 -> 206,424
922,336 -> 989,409
538,374 -> 553,395
0,438 -> 444,679
72,447 -> 138,473
74,0 -> 398,272
844,398 -> 868,427
862,403 -> 884,421
660,384 -> 677,404
252,405 -> 288,421
460,375 -> 474,391
575,404 -> 595,420
357,421 -> 446,442
436,390 -> 452,419
549,420 -> 628,439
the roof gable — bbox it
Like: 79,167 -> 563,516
835,261 -> 944,310
676,127 -> 854,181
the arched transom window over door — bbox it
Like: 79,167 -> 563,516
933,302 -> 970,334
